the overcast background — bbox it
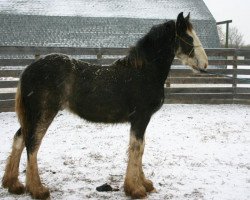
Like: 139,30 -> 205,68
203,0 -> 250,45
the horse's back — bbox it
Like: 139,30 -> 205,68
21,53 -> 74,82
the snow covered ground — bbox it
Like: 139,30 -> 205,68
0,104 -> 249,200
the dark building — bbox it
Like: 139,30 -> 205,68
0,0 -> 220,48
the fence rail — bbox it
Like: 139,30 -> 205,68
0,46 -> 250,112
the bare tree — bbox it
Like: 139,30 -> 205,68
228,26 -> 244,48
217,25 -> 244,48
217,26 -> 225,47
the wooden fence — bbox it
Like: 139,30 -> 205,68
0,46 -> 250,112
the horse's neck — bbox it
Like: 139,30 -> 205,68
145,48 -> 175,85
151,62 -> 172,85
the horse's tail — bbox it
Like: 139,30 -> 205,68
15,82 -> 26,137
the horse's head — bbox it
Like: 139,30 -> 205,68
175,12 -> 208,72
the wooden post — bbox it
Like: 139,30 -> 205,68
225,23 -> 229,48
97,48 -> 102,66
232,49 -> 237,103
166,77 -> 171,88
216,20 -> 232,48
34,54 -> 40,60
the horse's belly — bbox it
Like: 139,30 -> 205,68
69,98 -> 129,123
81,108 -> 128,123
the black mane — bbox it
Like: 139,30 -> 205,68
113,20 -> 176,84
127,20 -> 176,67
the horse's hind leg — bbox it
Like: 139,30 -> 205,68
25,109 -> 58,199
2,128 -> 25,194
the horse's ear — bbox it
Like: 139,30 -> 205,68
185,12 -> 190,21
177,12 -> 184,24
176,12 -> 185,29
176,12 -> 186,33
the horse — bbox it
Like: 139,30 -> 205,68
2,12 -> 208,199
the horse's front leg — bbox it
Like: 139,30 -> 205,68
124,116 -> 155,199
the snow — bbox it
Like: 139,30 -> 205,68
0,104 -> 250,200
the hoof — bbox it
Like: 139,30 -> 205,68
2,178 -> 25,195
27,186 -> 50,199
130,186 -> 147,199
8,181 -> 25,195
142,179 -> 155,193
2,178 -> 8,189
150,188 -> 157,193
124,183 -> 147,199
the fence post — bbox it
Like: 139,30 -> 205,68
166,77 -> 171,88
35,53 -> 40,60
97,48 -> 102,66
232,49 -> 237,103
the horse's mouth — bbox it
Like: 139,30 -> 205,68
190,57 -> 208,73
192,65 -> 206,73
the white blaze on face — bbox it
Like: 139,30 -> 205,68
187,29 -> 208,70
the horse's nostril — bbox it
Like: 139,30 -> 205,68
204,63 -> 208,69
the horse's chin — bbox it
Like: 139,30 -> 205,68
190,65 -> 206,73
185,57 -> 208,73
192,67 -> 200,73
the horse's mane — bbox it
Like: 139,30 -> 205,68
125,20 -> 176,68
186,20 -> 193,31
